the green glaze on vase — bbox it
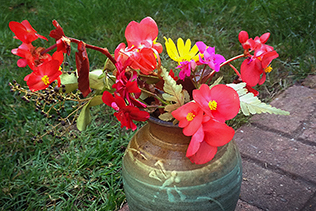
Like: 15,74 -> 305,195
122,117 -> 242,211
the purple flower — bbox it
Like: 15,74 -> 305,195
196,41 -> 226,72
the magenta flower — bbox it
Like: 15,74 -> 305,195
196,41 -> 226,72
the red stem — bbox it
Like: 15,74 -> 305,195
229,63 -> 242,78
220,54 -> 246,67
40,37 -> 117,65
69,38 -> 117,65
41,44 -> 57,55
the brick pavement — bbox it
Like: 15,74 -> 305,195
119,75 -> 316,211
235,75 -> 316,211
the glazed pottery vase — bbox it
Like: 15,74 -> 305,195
122,117 -> 242,211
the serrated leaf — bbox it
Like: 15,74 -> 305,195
164,103 -> 180,113
227,82 -> 290,116
161,67 -> 184,105
158,112 -> 174,121
60,73 -> 78,93
77,102 -> 92,131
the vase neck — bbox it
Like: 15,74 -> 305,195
148,119 -> 191,146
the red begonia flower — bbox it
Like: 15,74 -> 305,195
9,20 -> 48,44
24,60 -> 62,91
241,50 -> 279,87
11,43 -> 54,70
116,17 -> 163,74
49,20 -> 65,40
125,17 -> 160,51
187,125 -> 218,165
112,70 -> 146,108
102,91 -> 149,131
193,84 -> 240,122
172,101 -> 204,136
203,118 -> 235,147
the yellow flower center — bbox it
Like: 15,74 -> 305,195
264,65 -> 273,73
41,75 -> 50,85
208,100 -> 217,110
186,112 -> 195,121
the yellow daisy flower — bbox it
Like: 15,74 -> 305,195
164,37 -> 199,63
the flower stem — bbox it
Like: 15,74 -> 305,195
220,54 -> 246,67
69,37 -> 117,65
228,63 -> 242,78
139,88 -> 168,105
40,44 -> 57,55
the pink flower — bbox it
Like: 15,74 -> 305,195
193,84 -> 240,122
115,17 -> 163,75
176,60 -> 197,80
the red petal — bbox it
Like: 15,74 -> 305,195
240,58 -> 262,87
186,125 -> 204,157
203,119 -> 235,147
125,17 -> 158,48
183,108 -> 203,136
261,51 -> 279,68
76,41 -> 91,97
188,141 -> 217,165
102,91 -> 115,107
260,32 -> 270,44
49,20 -> 65,40
209,84 -> 240,122
238,31 -> 249,44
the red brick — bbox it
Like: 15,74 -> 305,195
251,86 -> 316,134
235,126 -> 316,183
240,160 -> 316,211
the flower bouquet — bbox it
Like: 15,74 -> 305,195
8,17 -> 289,166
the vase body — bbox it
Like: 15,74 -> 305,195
122,117 -> 242,211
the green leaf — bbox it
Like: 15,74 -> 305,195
89,69 -> 105,90
60,73 -> 78,93
89,95 -> 103,107
76,95 -> 104,131
104,57 -> 116,72
77,102 -> 92,131
227,83 -> 290,116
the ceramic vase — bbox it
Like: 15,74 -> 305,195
122,117 -> 242,211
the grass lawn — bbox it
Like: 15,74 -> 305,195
0,0 -> 315,210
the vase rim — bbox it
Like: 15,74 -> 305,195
148,116 -> 179,128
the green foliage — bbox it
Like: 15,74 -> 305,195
228,83 -> 290,116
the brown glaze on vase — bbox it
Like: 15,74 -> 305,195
122,117 -> 242,211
